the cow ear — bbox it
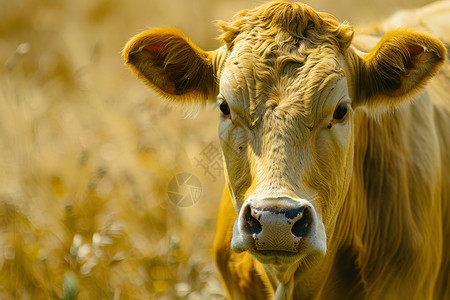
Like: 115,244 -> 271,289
123,27 -> 217,104
357,29 -> 446,108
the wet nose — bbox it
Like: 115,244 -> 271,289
240,198 -> 313,252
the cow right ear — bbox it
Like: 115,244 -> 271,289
355,29 -> 446,109
123,27 -> 218,104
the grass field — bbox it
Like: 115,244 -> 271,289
0,0 -> 435,299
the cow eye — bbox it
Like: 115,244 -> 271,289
219,100 -> 231,116
333,104 -> 348,121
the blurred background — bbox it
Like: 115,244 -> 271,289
0,0 -> 436,299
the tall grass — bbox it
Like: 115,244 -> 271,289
0,0 -> 435,299
0,0 -> 229,298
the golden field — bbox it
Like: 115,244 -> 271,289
0,0 -> 435,299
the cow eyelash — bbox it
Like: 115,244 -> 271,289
220,101 -> 231,115
217,95 -> 231,117
333,104 -> 348,121
327,102 -> 351,129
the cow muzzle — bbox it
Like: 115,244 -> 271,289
231,197 -> 326,262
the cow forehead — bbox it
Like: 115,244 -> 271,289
217,1 -> 353,52
216,1 -> 354,127
220,44 -> 347,129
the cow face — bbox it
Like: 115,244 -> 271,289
218,41 -> 354,265
123,1 -> 445,269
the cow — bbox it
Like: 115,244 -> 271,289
123,1 -> 450,299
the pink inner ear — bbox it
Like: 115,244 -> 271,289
144,44 -> 165,54
408,44 -> 424,56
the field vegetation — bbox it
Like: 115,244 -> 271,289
0,0 -> 434,299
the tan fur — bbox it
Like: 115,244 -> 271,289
123,1 -> 450,299
360,29 -> 446,107
213,187 -> 274,299
123,27 -> 222,104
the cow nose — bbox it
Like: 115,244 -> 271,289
243,204 -> 312,238
237,198 -> 313,253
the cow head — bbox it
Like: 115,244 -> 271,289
123,1 -> 445,272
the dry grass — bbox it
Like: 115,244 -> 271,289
0,0 -> 435,299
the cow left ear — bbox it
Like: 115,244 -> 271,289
356,29 -> 446,108
123,27 -> 218,104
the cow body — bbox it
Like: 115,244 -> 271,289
123,1 -> 450,299
215,83 -> 450,299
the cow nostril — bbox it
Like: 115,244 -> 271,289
291,206 -> 312,238
244,206 -> 262,235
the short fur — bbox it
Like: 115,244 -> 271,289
123,27 -> 220,104
123,1 -> 450,299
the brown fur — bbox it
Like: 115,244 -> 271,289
123,27 -> 220,103
123,1 -> 450,299
360,29 -> 446,107
213,187 -> 274,299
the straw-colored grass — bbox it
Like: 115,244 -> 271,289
0,0 -> 434,299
